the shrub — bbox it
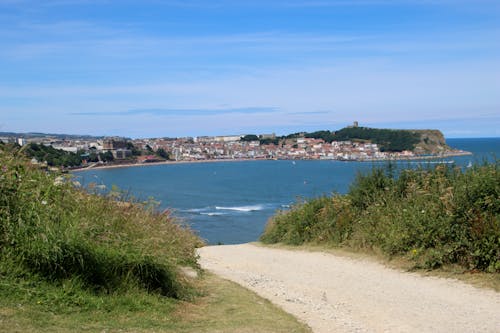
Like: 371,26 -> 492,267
261,160 -> 500,272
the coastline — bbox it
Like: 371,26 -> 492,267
70,158 -> 255,172
71,150 -> 473,172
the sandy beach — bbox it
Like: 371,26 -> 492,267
70,157 -> 255,172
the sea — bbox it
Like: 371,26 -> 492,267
74,138 -> 499,245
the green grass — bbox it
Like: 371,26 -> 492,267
0,144 -> 310,332
0,272 -> 311,333
1,145 -> 202,298
261,161 -> 500,274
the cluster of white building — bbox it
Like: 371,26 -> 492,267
142,135 -> 413,161
3,133 -> 420,163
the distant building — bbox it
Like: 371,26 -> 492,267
113,149 -> 132,159
214,135 -> 243,142
353,121 -> 359,128
103,137 -> 128,150
195,136 -> 213,143
260,133 -> 276,139
88,141 -> 103,151
102,137 -> 131,159
53,146 -> 78,153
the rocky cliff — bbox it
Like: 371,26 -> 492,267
411,130 -> 449,154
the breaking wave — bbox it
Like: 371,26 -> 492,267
215,204 -> 266,212
200,212 -> 227,216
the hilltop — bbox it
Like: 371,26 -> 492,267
303,126 -> 449,154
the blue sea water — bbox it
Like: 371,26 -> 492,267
75,138 -> 499,245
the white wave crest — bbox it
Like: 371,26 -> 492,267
200,212 -> 227,216
215,205 -> 265,212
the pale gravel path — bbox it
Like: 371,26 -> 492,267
198,243 -> 500,333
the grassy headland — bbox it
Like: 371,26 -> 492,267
261,161 -> 500,275
0,144 -> 310,332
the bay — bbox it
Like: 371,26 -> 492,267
75,138 -> 499,245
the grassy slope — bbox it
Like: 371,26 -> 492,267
0,145 -> 200,299
0,273 -> 310,333
0,145 -> 310,333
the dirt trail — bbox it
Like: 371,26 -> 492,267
198,243 -> 500,333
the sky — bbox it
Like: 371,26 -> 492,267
0,0 -> 499,138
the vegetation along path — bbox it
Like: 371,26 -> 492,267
198,243 -> 500,333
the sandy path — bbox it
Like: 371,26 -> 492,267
198,243 -> 500,333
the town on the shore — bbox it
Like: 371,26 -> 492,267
1,124 -> 471,170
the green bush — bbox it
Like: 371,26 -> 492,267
261,161 -> 500,272
261,196 -> 354,245
0,145 -> 201,298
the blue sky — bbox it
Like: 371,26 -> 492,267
0,0 -> 499,138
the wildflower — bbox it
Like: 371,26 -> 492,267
41,200 -> 47,205
54,176 -> 64,186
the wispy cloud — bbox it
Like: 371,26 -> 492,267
0,31 -> 366,59
289,110 -> 331,116
71,107 -> 279,117
2,21 -> 497,67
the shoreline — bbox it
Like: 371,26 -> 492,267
71,150 -> 473,172
70,158 -> 254,172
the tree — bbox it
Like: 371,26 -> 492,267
259,138 -> 279,145
99,151 -> 114,162
88,152 -> 99,162
305,130 -> 335,142
331,127 -> 420,152
24,143 -> 83,167
127,142 -> 141,156
156,148 -> 169,159
241,134 -> 259,142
